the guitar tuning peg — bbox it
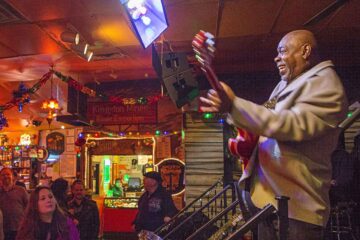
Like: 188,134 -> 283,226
205,38 -> 215,48
192,38 -> 203,48
193,48 -> 201,56
199,30 -> 206,37
194,34 -> 205,43
204,32 -> 214,40
195,55 -> 204,64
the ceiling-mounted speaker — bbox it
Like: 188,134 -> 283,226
152,45 -> 199,108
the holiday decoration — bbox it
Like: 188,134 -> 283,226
0,113 -> 8,130
0,69 -> 163,129
32,120 -> 42,127
75,132 -> 86,146
53,70 -> 162,105
19,133 -> 32,146
75,138 -> 86,146
12,82 -> 31,113
0,71 -> 52,129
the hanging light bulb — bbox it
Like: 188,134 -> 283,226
41,72 -> 61,127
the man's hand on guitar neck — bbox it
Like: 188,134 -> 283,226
199,81 -> 235,113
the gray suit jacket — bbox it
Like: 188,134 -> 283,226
229,60 -> 347,226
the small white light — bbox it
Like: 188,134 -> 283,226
61,125 -> 65,129
141,15 -> 151,26
145,27 -> 155,39
75,33 -> 80,45
139,6 -> 147,15
83,44 -> 89,54
127,0 -> 136,9
132,10 -> 141,20
87,51 -> 93,62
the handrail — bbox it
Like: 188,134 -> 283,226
225,204 -> 276,240
186,198 -> 240,240
154,178 -> 223,234
162,184 -> 233,239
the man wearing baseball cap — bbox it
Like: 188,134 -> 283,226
133,171 -> 178,232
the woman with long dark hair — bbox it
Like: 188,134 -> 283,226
16,186 -> 79,240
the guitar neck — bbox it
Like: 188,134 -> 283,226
203,65 -> 223,91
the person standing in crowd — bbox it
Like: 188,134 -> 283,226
51,178 -> 71,213
133,171 -> 178,232
111,178 -> 123,197
200,29 -> 347,239
329,132 -> 354,205
0,167 -> 28,240
16,185 -> 79,240
0,208 -> 4,240
68,180 -> 99,240
12,171 -> 26,189
0,178 -> 4,240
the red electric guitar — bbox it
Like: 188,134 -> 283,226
192,31 -> 258,165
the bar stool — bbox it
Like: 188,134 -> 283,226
329,202 -> 358,240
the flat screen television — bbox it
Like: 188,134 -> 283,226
128,177 -> 141,189
124,0 -> 168,48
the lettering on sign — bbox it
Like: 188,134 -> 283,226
87,102 -> 157,125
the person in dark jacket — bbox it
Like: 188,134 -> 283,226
13,171 -> 26,189
0,167 -> 28,240
133,171 -> 178,232
51,178 -> 70,213
68,180 -> 99,240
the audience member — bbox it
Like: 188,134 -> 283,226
51,178 -> 70,213
68,180 -> 99,240
0,167 -> 28,240
133,171 -> 178,232
16,185 -> 79,240
0,203 -> 4,240
111,178 -> 123,197
12,171 -> 26,189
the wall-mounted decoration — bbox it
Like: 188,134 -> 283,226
37,148 -> 49,162
46,132 -> 65,155
19,133 -> 32,146
156,158 -> 185,195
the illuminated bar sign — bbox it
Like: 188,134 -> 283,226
87,102 -> 157,125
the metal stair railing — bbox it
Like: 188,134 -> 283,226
186,198 -> 241,240
156,181 -> 236,240
154,178 -> 224,236
183,183 -> 289,240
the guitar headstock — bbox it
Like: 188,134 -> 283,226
192,30 -> 216,69
192,30 -> 223,91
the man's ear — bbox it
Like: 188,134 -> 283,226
302,43 -> 311,60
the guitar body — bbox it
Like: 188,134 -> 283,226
192,30 -> 259,165
228,128 -> 259,166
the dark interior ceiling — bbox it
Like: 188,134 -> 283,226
0,0 -> 359,131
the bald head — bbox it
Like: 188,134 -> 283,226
283,30 -> 318,58
274,30 -> 320,83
